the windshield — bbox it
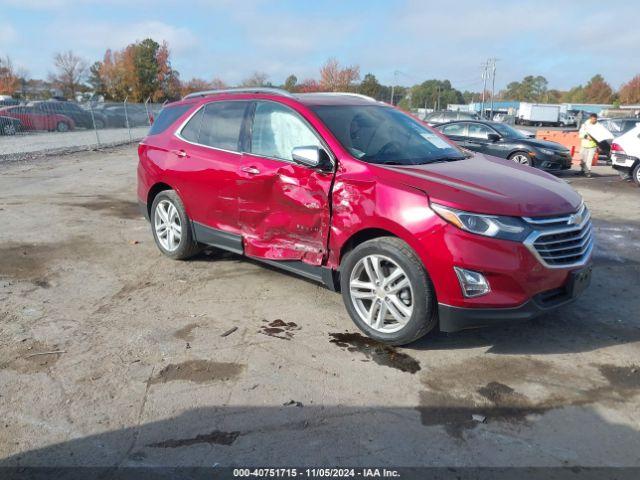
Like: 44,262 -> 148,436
491,123 -> 527,139
311,105 -> 466,165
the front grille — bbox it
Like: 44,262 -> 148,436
523,204 -> 594,268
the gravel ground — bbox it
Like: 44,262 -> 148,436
0,145 -> 638,468
0,127 -> 149,160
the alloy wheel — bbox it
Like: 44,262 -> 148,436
3,124 -> 16,135
154,199 -> 182,252
512,154 -> 530,165
349,254 -> 414,333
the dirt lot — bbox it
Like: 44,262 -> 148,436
0,145 -> 639,468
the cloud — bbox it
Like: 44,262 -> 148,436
48,20 -> 197,55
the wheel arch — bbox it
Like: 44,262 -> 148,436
147,182 -> 174,217
336,221 -> 424,267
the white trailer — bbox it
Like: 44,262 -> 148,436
517,103 -> 561,126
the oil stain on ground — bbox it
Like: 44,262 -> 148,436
259,319 -> 300,340
0,239 -> 98,286
147,430 -> 240,448
148,360 -> 245,385
415,357 -> 640,438
329,332 -> 421,374
62,195 -> 141,219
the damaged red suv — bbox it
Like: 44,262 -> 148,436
137,89 -> 593,345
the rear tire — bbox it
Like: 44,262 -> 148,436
633,163 -> 640,187
56,121 -> 69,132
340,236 -> 437,345
150,190 -> 201,260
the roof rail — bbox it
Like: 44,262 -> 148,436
299,92 -> 378,102
183,87 -> 294,100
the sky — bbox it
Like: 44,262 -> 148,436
1,0 -> 639,92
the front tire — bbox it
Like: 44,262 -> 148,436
151,190 -> 201,260
510,151 -> 532,166
56,121 -> 69,132
340,237 -> 437,345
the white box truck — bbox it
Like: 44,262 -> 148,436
517,103 -> 561,126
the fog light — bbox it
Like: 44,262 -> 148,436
454,267 -> 490,298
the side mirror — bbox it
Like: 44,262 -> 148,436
292,146 -> 332,171
487,133 -> 501,142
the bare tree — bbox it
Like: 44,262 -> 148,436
241,71 -> 269,88
319,58 -> 360,92
50,51 -> 88,99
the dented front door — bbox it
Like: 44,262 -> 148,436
237,153 -> 333,265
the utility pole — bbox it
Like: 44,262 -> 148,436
489,58 -> 498,120
390,70 -> 399,105
480,61 -> 489,119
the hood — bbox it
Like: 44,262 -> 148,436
517,137 -> 569,151
379,154 -> 582,217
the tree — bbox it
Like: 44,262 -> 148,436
503,75 -> 548,102
297,78 -> 321,93
95,39 -> 181,102
619,75 -> 640,104
283,74 -> 298,92
87,61 -> 107,97
359,73 -> 382,99
241,72 -> 269,87
563,85 -> 586,103
210,78 -> 227,90
181,78 -> 211,96
50,50 -> 88,99
401,79 -> 463,110
0,56 -> 19,95
582,74 -> 613,104
319,58 -> 360,91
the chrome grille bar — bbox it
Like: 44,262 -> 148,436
523,204 -> 594,269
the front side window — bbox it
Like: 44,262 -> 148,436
198,101 -> 249,151
251,102 -> 321,161
311,105 -> 465,165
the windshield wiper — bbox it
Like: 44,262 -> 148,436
425,156 -> 467,164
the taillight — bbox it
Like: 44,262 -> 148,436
611,143 -> 625,153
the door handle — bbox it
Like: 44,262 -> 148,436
171,149 -> 188,158
241,166 -> 260,175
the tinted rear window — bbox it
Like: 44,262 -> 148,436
148,104 -> 191,135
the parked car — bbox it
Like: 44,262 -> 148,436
0,115 -> 22,135
423,110 -> 478,125
31,100 -> 106,129
138,88 -> 592,345
0,105 -> 75,132
610,124 -> 640,186
434,120 -> 572,171
97,104 -> 151,128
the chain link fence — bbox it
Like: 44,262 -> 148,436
0,97 -> 164,159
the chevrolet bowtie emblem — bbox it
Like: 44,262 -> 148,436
568,212 -> 583,225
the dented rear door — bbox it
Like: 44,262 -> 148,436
237,101 -> 334,265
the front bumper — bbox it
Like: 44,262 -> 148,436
536,151 -> 573,171
438,265 -> 591,332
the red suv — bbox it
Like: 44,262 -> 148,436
137,88 -> 593,345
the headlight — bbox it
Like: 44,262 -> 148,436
538,148 -> 557,156
431,202 -> 531,241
